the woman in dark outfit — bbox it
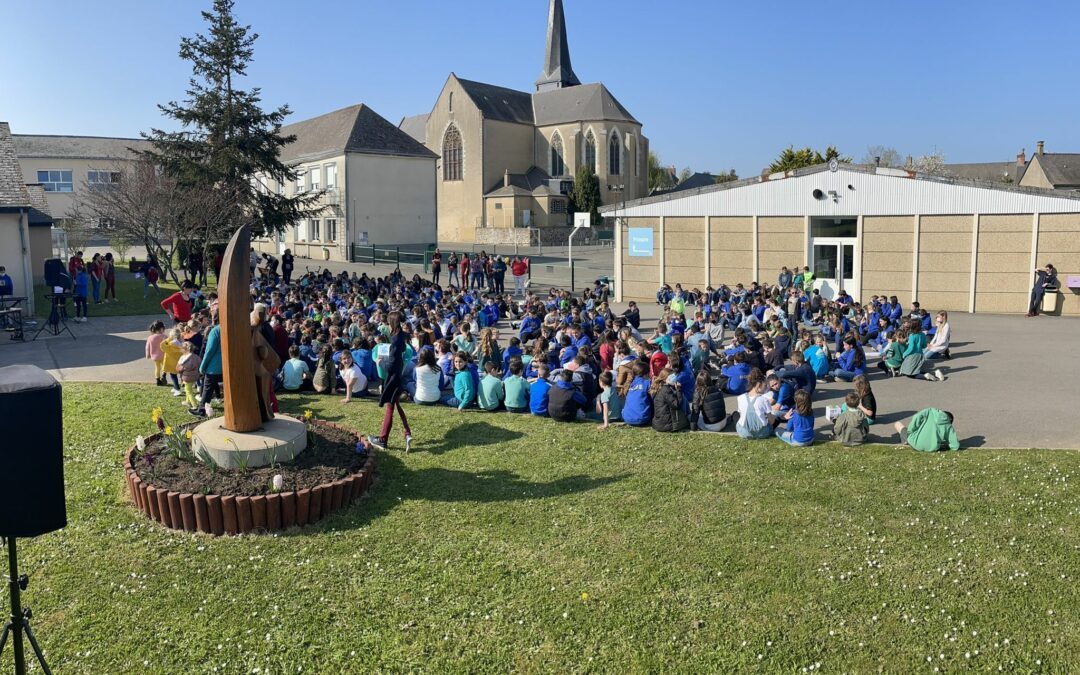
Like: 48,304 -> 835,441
368,312 -> 413,452
281,249 -> 295,285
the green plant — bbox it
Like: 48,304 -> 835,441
196,446 -> 218,472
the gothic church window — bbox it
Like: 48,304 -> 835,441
550,132 -> 565,177
584,131 -> 596,173
609,131 -> 621,176
443,125 -> 463,181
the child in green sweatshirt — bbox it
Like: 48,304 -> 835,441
478,362 -> 505,411
503,359 -> 530,413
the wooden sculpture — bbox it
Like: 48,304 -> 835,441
251,312 -> 281,424
219,226 -> 262,432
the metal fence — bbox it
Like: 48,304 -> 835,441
348,245 -> 430,270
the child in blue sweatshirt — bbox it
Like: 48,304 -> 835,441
621,361 -> 654,427
528,363 -> 553,416
777,389 -> 815,446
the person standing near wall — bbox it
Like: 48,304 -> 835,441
431,248 -> 442,285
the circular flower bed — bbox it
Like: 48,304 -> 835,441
125,414 -> 376,536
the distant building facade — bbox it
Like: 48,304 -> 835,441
253,104 -> 437,261
400,0 -> 648,243
12,133 -> 149,234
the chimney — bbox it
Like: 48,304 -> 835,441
503,169 -> 510,188
1017,148 -> 1026,166
905,155 -> 913,168
1036,140 -> 1045,155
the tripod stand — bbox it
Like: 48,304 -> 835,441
0,538 -> 51,675
32,294 -> 75,341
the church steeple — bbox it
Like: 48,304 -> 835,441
535,0 -> 581,92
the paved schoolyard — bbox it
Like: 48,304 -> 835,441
1,308 -> 1076,450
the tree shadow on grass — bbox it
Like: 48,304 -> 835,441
289,451 -> 628,533
418,421 -> 524,455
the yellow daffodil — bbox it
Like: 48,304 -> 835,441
185,429 -> 193,441
151,410 -> 160,424
164,426 -> 173,436
581,592 -> 589,602
303,410 -> 313,420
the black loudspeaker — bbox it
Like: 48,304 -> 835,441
0,365 -> 67,538
42,258 -> 69,289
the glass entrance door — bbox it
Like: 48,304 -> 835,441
811,239 -> 857,301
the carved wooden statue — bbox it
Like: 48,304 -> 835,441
219,226 -> 263,432
251,313 -> 281,424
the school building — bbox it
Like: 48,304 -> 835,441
602,162 -> 1080,315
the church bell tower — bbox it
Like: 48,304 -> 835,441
535,0 -> 581,92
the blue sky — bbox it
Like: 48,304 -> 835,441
5,0 -> 1079,177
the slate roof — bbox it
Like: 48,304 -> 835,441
456,78 -> 536,125
279,104 -> 437,164
944,161 -> 1022,183
533,83 -> 638,126
0,122 -> 32,209
12,134 -> 148,160
25,184 -> 54,225
1031,153 -> 1080,187
398,114 -> 429,144
485,166 -> 559,197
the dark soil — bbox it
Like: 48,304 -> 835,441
132,422 -> 369,496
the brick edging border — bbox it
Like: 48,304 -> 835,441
124,419 -> 376,536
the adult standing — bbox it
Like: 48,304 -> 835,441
778,266 -> 793,290
460,254 -> 470,289
1027,263 -> 1059,316
368,311 -> 413,452
161,281 -> 195,325
103,252 -> 117,302
89,253 -> 104,305
492,255 -> 507,294
511,256 -> 528,296
67,250 -> 84,289
431,248 -> 442,286
281,248 -> 295,285
447,251 -> 459,287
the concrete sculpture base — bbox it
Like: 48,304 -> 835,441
191,414 -> 307,469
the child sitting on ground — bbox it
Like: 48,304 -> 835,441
548,368 -> 587,422
777,389 -> 815,446
894,409 -> 959,452
503,359 -> 530,413
833,392 -> 869,446
735,368 -> 772,439
528,363 -> 552,417
595,370 -> 622,429
478,362 -> 505,412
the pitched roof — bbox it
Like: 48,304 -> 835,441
398,114 -> 429,144
0,122 -> 32,209
25,184 -> 54,225
533,83 -> 638,126
485,166 -> 559,197
944,161 -> 1022,183
12,134 -> 148,160
1031,153 -> 1080,187
457,78 -> 535,125
536,0 -> 581,92
279,104 -> 437,164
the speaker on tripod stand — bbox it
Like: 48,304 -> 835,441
0,365 -> 66,675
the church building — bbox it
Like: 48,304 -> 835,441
400,0 -> 648,244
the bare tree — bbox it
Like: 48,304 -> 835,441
71,159 -> 238,284
861,145 -> 903,168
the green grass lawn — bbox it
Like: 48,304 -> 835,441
32,271 -> 216,318
16,383 -> 1079,672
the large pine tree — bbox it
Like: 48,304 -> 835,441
143,0 -> 319,241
